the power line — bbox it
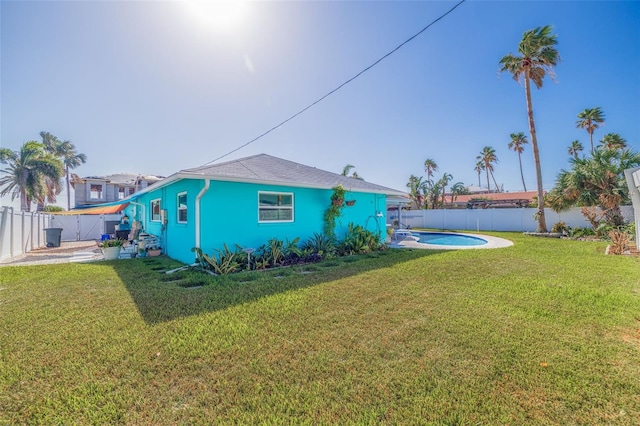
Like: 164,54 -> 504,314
202,0 -> 466,166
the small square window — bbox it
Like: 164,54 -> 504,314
258,192 -> 293,223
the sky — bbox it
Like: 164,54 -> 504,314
1,0 -> 639,209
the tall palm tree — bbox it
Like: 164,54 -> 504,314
576,107 -> 605,154
477,146 -> 498,192
500,25 -> 559,232
40,131 -> 87,210
438,173 -> 453,208
424,159 -> 438,182
508,132 -> 528,191
0,142 -> 63,212
568,140 -> 584,159
598,133 -> 627,151
474,160 -> 485,187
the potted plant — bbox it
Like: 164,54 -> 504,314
99,239 -> 125,261
330,185 -> 346,207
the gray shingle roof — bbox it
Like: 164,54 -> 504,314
181,154 -> 405,196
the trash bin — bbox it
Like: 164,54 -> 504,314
44,228 -> 63,248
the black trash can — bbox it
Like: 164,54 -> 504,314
44,228 -> 63,248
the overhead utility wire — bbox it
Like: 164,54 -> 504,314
203,0 -> 466,166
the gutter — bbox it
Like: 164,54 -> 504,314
195,179 -> 210,249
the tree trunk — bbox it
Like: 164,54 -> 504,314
524,73 -> 547,232
490,171 -> 500,193
65,165 -> 71,211
518,152 -> 527,191
485,168 -> 491,192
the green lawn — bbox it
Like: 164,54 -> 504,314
1,233 -> 639,424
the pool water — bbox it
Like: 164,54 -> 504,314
412,232 -> 487,246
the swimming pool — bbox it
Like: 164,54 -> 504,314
412,231 -> 488,246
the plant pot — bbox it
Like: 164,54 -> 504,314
345,200 -> 356,206
102,246 -> 121,261
147,249 -> 161,257
332,199 -> 344,207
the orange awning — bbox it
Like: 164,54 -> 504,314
52,203 -> 129,215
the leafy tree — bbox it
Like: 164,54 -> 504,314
423,159 -> 438,182
40,131 -> 87,210
568,140 -> 584,159
598,133 -> 627,151
500,25 -> 559,232
477,146 -> 499,192
576,107 -> 605,154
549,147 -> 640,227
0,141 -> 63,212
508,132 -> 528,191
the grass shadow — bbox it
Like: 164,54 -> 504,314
113,249 -> 445,324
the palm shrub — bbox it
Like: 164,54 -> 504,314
337,223 -> 380,256
257,237 -> 301,267
301,232 -> 336,259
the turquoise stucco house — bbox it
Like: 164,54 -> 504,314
122,154 -> 407,265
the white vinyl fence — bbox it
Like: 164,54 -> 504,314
48,214 -> 124,242
388,206 -> 634,232
0,208 -> 124,262
0,207 -> 52,262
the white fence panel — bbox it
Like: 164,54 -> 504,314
388,206 -> 634,232
49,214 -> 123,242
0,207 -> 51,262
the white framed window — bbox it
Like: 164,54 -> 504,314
150,199 -> 161,222
118,187 -> 126,200
258,191 -> 293,223
89,183 -> 104,200
177,192 -> 187,223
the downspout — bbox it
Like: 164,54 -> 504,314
195,179 -> 210,249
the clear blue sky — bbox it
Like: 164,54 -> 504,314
2,0 -> 639,200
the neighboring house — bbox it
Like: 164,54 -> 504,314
452,191 -> 539,209
72,173 -> 164,208
121,154 -> 406,265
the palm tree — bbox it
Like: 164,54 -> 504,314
500,25 -> 559,232
0,141 -> 63,212
341,164 -> 363,180
424,159 -> 438,182
474,161 -> 485,187
508,132 -> 528,191
576,107 -> 605,154
568,140 -> 584,159
406,175 -> 425,209
40,131 -> 87,210
598,133 -> 627,151
449,182 -> 467,205
550,147 -> 640,226
438,173 -> 453,208
477,146 -> 499,192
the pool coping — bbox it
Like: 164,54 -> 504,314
389,231 -> 513,250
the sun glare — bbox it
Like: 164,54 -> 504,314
186,1 -> 249,32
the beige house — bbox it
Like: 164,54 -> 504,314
72,173 -> 164,208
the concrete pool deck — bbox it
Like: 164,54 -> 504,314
389,231 -> 513,250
